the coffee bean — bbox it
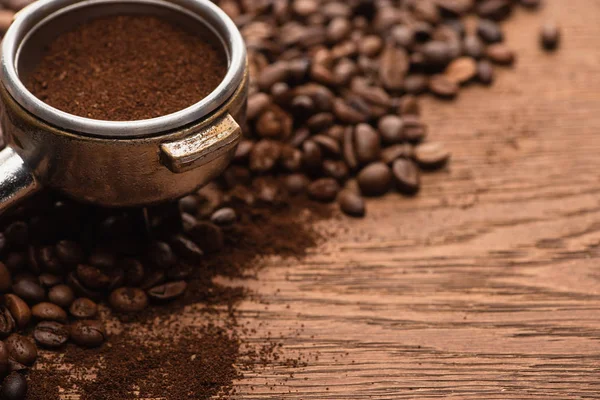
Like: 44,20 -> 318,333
120,258 -> 145,287
55,240 -> 85,266
4,253 -> 26,273
312,134 -> 341,157
38,273 -> 62,289
3,295 -> 29,330
33,321 -> 69,348
322,160 -> 349,182
66,272 -> 102,301
332,97 -> 369,124
0,307 -> 15,338
47,284 -> 75,308
147,281 -> 187,301
4,222 -> 28,249
284,174 -> 309,195
5,334 -> 37,366
169,235 -> 203,262
397,95 -> 421,116
429,75 -> 459,98
519,0 -> 541,8
307,178 -> 341,202
337,190 -> 366,217
477,60 -> 495,85
379,42 -> 408,90
378,115 -> 404,144
403,74 -> 429,94
279,145 -> 303,172
444,57 -> 477,84
392,159 -> 421,195
358,35 -> 383,57
382,144 -> 414,164
0,262 -> 11,292
109,287 -> 148,313
11,280 -> 45,304
210,208 -> 237,226
354,124 -> 381,165
422,41 -> 452,65
178,195 -> 200,214
477,0 -> 512,21
37,246 -> 63,274
69,298 -> 98,319
188,222 -> 224,253
477,20 -> 503,43
342,126 -> 359,170
486,44 -> 515,65
540,21 -> 560,51
0,342 -> 7,377
463,35 -> 485,59
139,270 -> 166,291
402,115 -> 428,143
357,162 -> 393,197
75,264 -> 110,290
31,302 -> 67,322
7,359 -> 26,373
147,241 -> 176,269
70,320 -> 106,348
249,139 -> 281,173
0,372 -> 27,400
415,142 -> 451,169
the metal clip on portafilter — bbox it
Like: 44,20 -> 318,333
0,0 -> 247,214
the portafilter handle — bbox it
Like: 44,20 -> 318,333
0,146 -> 40,214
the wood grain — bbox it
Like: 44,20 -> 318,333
226,1 -> 600,398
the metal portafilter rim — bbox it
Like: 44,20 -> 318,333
0,0 -> 247,138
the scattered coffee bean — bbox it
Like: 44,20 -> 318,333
477,19 -> 504,43
69,298 -> 98,319
337,190 -> 366,218
415,142 -> 451,170
540,21 -> 561,51
392,159 -> 421,195
88,250 -> 116,270
0,307 -> 15,338
284,174 -> 309,195
354,124 -> 381,165
5,334 -> 37,366
378,116 -> 404,144
70,320 -> 106,348
0,372 -> 27,400
11,280 -> 45,305
486,44 -> 515,65
33,321 -> 69,348
109,288 -> 148,313
187,222 -> 224,253
55,240 -> 85,266
357,163 -> 393,197
210,208 -> 237,226
3,295 -> 30,330
307,178 -> 341,202
429,75 -> 459,98
31,302 -> 67,322
147,281 -> 187,301
477,60 -> 495,85
444,57 -> 477,84
47,284 -> 75,308
169,235 -> 203,262
0,263 -> 11,292
38,273 -> 62,289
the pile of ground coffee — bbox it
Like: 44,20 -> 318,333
26,15 -> 228,121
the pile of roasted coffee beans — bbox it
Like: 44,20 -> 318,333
211,0 -> 560,217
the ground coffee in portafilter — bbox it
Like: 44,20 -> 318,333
26,15 -> 228,121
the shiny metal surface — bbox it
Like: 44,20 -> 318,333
1,0 -> 246,138
0,146 -> 40,213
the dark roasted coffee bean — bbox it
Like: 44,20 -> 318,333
211,208 -> 237,226
76,264 -> 110,290
0,307 -> 15,338
477,60 -> 495,84
66,272 -> 102,301
109,287 -> 148,313
301,140 -> 323,171
11,280 -> 45,304
147,281 -> 187,301
139,270 -> 166,291
519,0 -> 541,8
322,160 -> 349,182
429,75 -> 459,98
463,35 -> 485,59
69,298 -> 98,319
279,145 -> 303,172
337,190 -> 366,218
4,253 -> 26,273
415,142 -> 451,169
382,144 -> 414,164
312,135 -> 341,157
284,174 -> 309,195
31,302 -> 67,322
444,57 -> 477,84
120,258 -> 145,286
188,222 -> 224,253
392,159 -> 421,195
354,124 -> 381,165
178,195 -> 200,214
422,41 -> 452,65
378,115 -> 404,144
169,235 -> 203,262
5,334 -> 37,366
379,42 -> 408,91
397,95 -> 421,116
343,126 -> 359,170
38,246 -> 63,274
402,115 -> 428,143
0,342 -> 7,377
357,162 -> 393,197
33,321 -> 69,348
332,97 -> 369,124
486,44 -> 515,65
4,222 -> 28,249
148,241 -> 176,269
540,21 -> 560,51
38,273 -> 62,289
7,359 -> 26,373
48,284 -> 75,308
0,263 -> 11,292
403,74 -> 429,94
0,234 -> 5,256
3,295 -> 29,330
108,268 -> 125,290
477,19 -> 503,43
249,139 -> 281,173
477,0 -> 512,20
88,250 -> 116,270
70,320 -> 106,348
0,372 -> 27,400
307,178 -> 341,203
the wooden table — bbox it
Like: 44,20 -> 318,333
229,1 -> 600,398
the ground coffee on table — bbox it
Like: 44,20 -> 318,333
26,15 -> 228,121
